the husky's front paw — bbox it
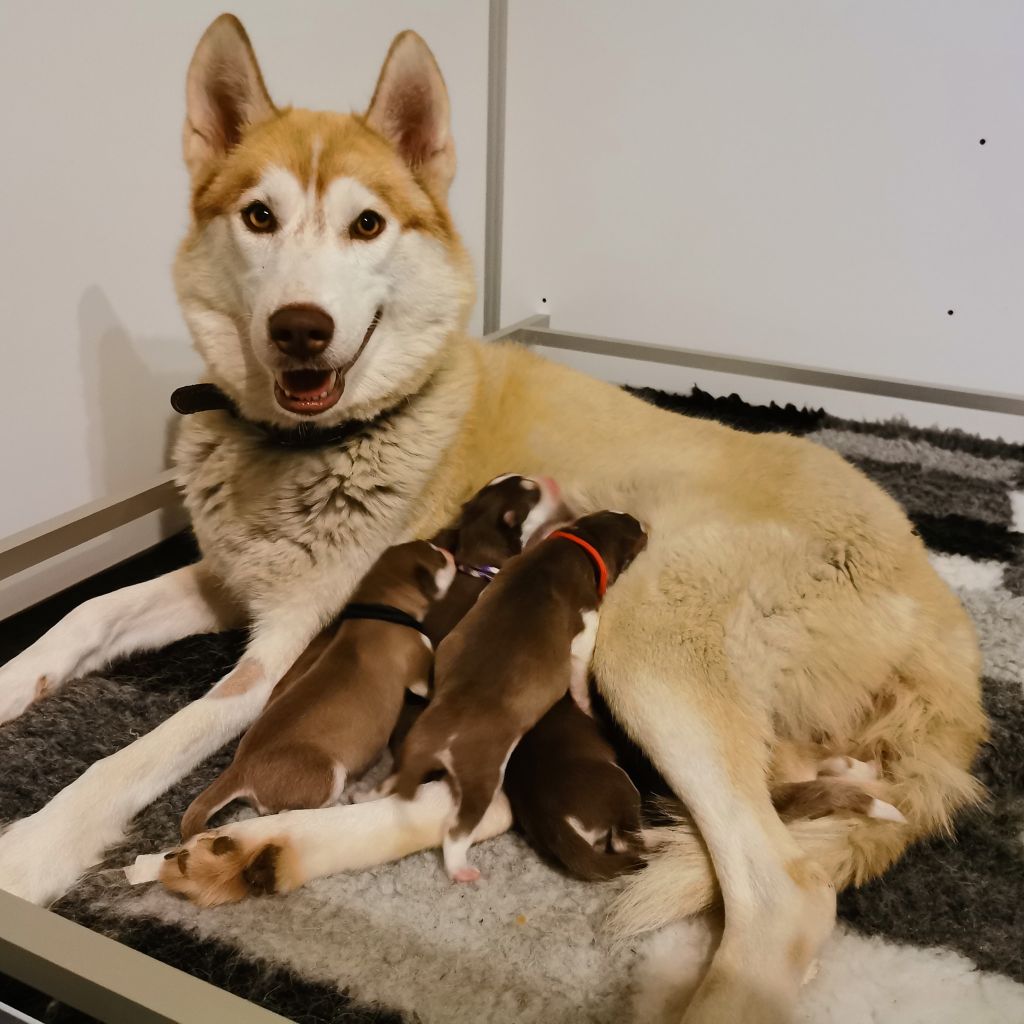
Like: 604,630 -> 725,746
152,829 -> 303,907
0,658 -> 55,725
0,810 -> 102,904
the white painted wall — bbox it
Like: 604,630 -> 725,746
0,1 -> 488,539
502,0 -> 1024,437
7,0 -> 1024,611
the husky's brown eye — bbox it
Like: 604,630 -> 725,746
241,201 -> 276,233
351,209 -> 385,240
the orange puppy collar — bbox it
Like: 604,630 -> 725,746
549,531 -> 609,598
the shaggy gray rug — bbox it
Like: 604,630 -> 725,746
1,386 -> 1022,1023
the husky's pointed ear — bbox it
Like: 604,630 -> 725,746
365,31 -> 455,199
183,14 -> 276,179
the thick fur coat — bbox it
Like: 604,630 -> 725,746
0,16 -> 985,1024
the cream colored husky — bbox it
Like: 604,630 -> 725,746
0,15 -> 985,1022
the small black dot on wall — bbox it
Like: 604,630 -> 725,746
541,297 -> 547,303
979,138 -> 986,145
947,309 -> 955,316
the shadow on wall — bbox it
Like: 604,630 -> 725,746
78,285 -> 185,503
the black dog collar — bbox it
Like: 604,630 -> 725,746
170,382 -> 392,450
339,602 -> 432,646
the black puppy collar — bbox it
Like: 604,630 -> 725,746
170,382 -> 393,450
339,603 -> 432,646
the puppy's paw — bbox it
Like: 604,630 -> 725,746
351,774 -> 398,804
867,798 -> 907,823
817,755 -> 878,782
157,831 -> 301,907
450,865 -> 481,884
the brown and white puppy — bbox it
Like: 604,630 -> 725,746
180,541 -> 454,838
503,695 -> 645,881
422,473 -> 565,650
395,510 -> 649,881
384,472 -> 564,769
295,471 -> 562,732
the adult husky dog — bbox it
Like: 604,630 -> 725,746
0,15 -> 985,1022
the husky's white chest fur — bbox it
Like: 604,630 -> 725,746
173,368 -> 468,616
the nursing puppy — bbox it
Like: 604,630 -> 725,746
180,541 -> 454,838
422,473 -> 564,649
386,471 -> 564,764
395,510 -> 649,881
504,695 -> 645,880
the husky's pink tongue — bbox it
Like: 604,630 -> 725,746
280,369 -> 334,398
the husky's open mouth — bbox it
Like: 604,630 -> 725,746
274,369 -> 343,415
273,308 -> 382,416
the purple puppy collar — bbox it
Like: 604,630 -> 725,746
457,562 -> 500,582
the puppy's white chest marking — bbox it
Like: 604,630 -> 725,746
405,634 -> 434,698
570,609 -> 599,662
568,609 -> 599,715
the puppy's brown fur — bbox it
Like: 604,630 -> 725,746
423,474 -> 563,647
504,695 -> 644,880
395,511 -> 648,880
180,541 -> 450,838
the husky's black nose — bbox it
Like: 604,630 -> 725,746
268,304 -> 335,358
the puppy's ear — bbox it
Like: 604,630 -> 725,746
612,528 -> 647,578
416,545 -> 445,595
183,14 -> 276,181
431,527 -> 459,551
365,31 -> 455,199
